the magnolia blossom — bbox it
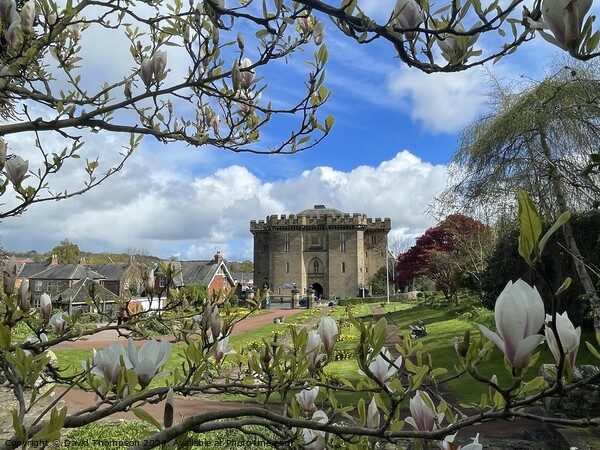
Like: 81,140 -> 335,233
317,316 -> 338,353
438,433 -> 482,450
39,293 -> 52,324
88,342 -> 132,384
545,312 -> 581,368
529,0 -> 593,52
49,311 -> 69,335
438,23 -> 480,64
301,410 -> 328,450
406,390 -> 443,432
5,155 -> 29,187
366,397 -> 380,429
358,348 -> 402,386
306,331 -> 325,369
152,50 -> 168,81
296,386 -> 319,411
478,279 -> 545,369
19,281 -> 30,311
0,0 -> 17,24
392,0 -> 425,39
313,22 -> 324,45
128,338 -> 172,388
140,58 -> 153,87
214,335 -> 235,361
20,0 -> 35,34
2,256 -> 17,295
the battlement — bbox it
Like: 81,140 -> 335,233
250,213 -> 391,232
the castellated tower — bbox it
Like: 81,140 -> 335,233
250,205 -> 391,300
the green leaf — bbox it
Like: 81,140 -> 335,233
585,341 -> 600,360
539,211 -> 570,255
520,376 -> 546,393
133,407 -> 162,430
555,277 -> 571,296
517,189 -> 542,265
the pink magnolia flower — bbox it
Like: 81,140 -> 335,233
2,256 -> 17,295
301,410 -> 328,450
438,433 -> 482,450
545,312 -> 581,368
478,279 -> 545,369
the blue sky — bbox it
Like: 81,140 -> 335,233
0,2 -> 574,261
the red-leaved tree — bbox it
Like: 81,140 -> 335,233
395,214 -> 490,302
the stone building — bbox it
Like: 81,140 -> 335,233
250,205 -> 391,299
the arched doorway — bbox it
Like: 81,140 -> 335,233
311,282 -> 323,299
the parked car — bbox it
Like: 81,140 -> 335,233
328,297 -> 340,307
357,288 -> 372,297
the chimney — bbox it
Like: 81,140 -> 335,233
214,251 -> 223,263
51,254 -> 58,266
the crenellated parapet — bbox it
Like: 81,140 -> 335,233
250,213 -> 391,233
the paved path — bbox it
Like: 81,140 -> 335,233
53,307 -> 313,421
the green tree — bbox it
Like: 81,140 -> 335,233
440,65 -> 600,329
49,238 -> 80,264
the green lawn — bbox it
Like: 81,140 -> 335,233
54,300 -> 600,407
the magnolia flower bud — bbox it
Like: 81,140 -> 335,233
214,335 -> 234,361
236,32 -> 244,52
5,20 -> 22,47
317,316 -> 338,353
19,281 -> 30,311
164,388 -> 174,428
50,311 -> 69,335
124,78 -> 132,99
0,0 -> 13,22
212,114 -> 220,135
238,58 -> 254,90
313,21 -> 324,45
140,58 -> 153,88
39,293 -> 52,324
152,50 -> 167,81
406,390 -> 442,432
0,138 -> 6,171
2,256 -> 17,295
366,397 -> 380,429
20,0 -> 35,35
438,23 -> 480,64
545,312 -> 581,369
392,0 -> 425,40
5,155 -> 29,188
67,21 -> 82,40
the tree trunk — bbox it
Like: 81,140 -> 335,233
540,131 -> 600,332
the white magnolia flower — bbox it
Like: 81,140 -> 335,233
5,155 -> 29,187
2,256 -> 17,295
406,390 -> 444,432
20,0 -> 35,34
39,293 -> 52,324
478,279 -> 545,369
545,312 -> 581,368
358,348 -> 403,385
49,311 -> 69,335
214,335 -> 235,361
295,386 -> 319,411
317,316 -> 338,353
301,410 -> 329,450
89,342 -> 132,384
366,397 -> 380,429
392,0 -> 425,39
127,337 -> 172,388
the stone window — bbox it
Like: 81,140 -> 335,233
286,262 -> 290,273
340,233 -> 346,252
312,259 -> 320,273
284,233 -> 290,252
341,262 -> 345,273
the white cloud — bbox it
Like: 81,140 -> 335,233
386,66 -> 488,133
2,150 -> 446,261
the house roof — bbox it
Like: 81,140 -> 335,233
297,204 -> 345,217
17,262 -> 50,278
30,264 -> 105,281
87,264 -> 129,281
52,277 -> 118,304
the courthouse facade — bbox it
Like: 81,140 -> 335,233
250,205 -> 391,299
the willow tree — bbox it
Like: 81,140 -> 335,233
441,65 -> 600,329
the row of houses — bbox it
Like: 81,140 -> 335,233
5,252 -> 238,317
